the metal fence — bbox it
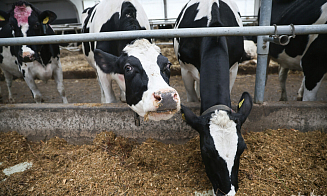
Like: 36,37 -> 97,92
1,25 -> 325,46
1,0 -> 326,103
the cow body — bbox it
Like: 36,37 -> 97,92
0,1 -> 67,103
173,0 -> 244,102
176,0 -> 252,195
83,0 -> 180,121
82,0 -> 150,103
269,0 -> 327,101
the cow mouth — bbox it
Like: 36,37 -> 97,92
144,109 -> 178,121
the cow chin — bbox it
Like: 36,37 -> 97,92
144,107 -> 180,121
129,93 -> 181,121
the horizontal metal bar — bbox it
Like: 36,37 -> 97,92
0,24 -> 326,46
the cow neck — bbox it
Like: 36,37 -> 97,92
200,36 -> 231,114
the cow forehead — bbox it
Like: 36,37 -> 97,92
209,110 -> 238,177
123,39 -> 162,74
14,5 -> 33,27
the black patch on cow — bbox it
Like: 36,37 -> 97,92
123,55 -> 149,106
82,4 -> 97,56
90,9 -> 96,23
176,3 -> 208,70
157,54 -> 171,84
268,0 -> 326,59
301,33 -> 327,91
175,1 -> 243,110
176,1 -> 243,72
0,46 -> 3,64
22,69 -> 25,77
96,2 -> 147,57
15,60 -> 17,64
218,1 -> 244,66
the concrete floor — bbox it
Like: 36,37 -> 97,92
0,74 -> 326,105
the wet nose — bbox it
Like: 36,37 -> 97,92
22,52 -> 34,62
153,90 -> 179,111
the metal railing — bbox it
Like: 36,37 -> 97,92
1,25 -> 326,46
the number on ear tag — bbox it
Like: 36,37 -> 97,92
238,99 -> 245,109
43,16 -> 49,24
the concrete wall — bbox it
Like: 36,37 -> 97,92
0,102 -> 326,144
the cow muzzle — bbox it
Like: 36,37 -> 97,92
154,90 -> 179,112
22,52 -> 34,62
144,90 -> 180,121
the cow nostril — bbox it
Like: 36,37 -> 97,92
173,93 -> 178,100
154,94 -> 161,102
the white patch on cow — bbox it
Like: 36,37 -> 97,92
244,40 -> 257,59
181,0 -> 242,27
180,61 -> 200,102
303,75 -> 325,101
19,18 -> 35,58
194,0 -> 216,24
226,186 -> 236,196
229,62 -> 238,93
21,45 -> 35,57
0,46 -> 22,76
277,51 -> 302,70
316,3 -> 327,24
209,110 -> 238,178
124,39 -> 180,120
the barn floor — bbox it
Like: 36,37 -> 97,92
0,73 -> 326,105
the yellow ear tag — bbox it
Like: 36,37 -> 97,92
0,15 -> 5,21
182,113 -> 186,121
238,99 -> 245,109
43,16 -> 49,24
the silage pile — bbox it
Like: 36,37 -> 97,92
0,129 -> 326,195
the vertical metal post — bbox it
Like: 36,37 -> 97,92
163,0 -> 168,20
254,0 -> 272,103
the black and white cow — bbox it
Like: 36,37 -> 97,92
82,0 -> 180,121
174,0 -> 244,102
269,0 -> 327,101
82,0 -> 149,103
0,1 -> 67,103
175,0 -> 253,195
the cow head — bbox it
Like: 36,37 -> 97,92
0,1 -> 57,64
181,92 -> 252,195
94,39 -> 181,121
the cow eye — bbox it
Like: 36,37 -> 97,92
124,64 -> 133,72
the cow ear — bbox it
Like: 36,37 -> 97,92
237,92 -> 253,125
94,49 -> 119,74
0,10 -> 9,23
39,10 -> 57,24
181,104 -> 202,133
